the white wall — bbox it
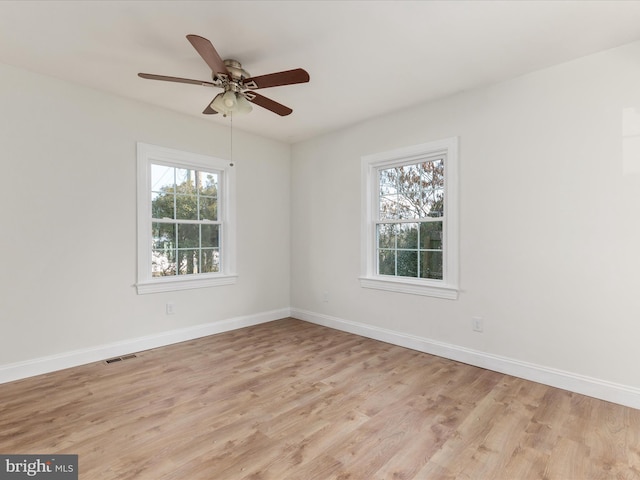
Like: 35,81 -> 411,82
291,41 -> 640,398
0,62 -> 291,369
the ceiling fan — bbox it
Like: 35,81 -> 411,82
138,34 -> 309,117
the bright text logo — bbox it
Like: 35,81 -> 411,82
0,455 -> 77,479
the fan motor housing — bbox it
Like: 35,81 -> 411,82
224,59 -> 250,81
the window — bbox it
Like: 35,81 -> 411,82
360,138 -> 458,299
136,143 -> 236,294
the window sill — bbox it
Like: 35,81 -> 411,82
359,276 -> 458,300
136,274 -> 238,294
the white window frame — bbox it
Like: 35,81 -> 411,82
136,142 -> 237,294
360,137 -> 459,300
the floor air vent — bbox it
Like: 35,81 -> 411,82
105,354 -> 137,364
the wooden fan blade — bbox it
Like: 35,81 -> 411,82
138,73 -> 216,87
186,34 -> 229,76
202,103 -> 218,115
244,68 -> 310,90
244,92 -> 292,116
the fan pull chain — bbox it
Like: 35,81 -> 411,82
229,113 -> 234,167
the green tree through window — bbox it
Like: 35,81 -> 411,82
151,165 -> 220,277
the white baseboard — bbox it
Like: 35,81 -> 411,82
0,308 -> 290,385
5,306 -> 639,410
291,308 -> 640,410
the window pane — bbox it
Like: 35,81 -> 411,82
397,223 -> 418,249
152,222 -> 175,249
377,223 -> 397,248
152,249 -> 176,277
151,164 -> 175,193
379,168 -> 397,194
420,222 -> 443,250
201,248 -> 220,273
424,189 -> 444,217
175,194 -> 198,220
152,223 -> 176,277
419,159 -> 444,187
420,159 -> 444,217
177,224 -> 199,249
397,250 -> 418,277
152,191 -> 174,219
199,196 -> 217,221
201,224 -> 219,248
151,164 -> 176,220
198,171 -> 218,196
176,168 -> 196,190
395,165 -> 421,219
396,197 -> 417,219
379,194 -> 400,220
378,249 -> 396,276
177,249 -> 199,275
420,251 -> 443,279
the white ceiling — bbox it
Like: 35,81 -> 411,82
2,1 -> 640,144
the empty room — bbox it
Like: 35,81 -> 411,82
1,1 -> 640,478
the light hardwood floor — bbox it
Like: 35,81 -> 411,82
1,318 -> 639,479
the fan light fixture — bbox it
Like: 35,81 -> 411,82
211,90 -> 252,117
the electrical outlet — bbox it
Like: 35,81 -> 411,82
322,291 -> 329,303
472,316 -> 483,332
166,303 -> 176,315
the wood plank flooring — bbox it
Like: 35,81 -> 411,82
1,318 -> 640,479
